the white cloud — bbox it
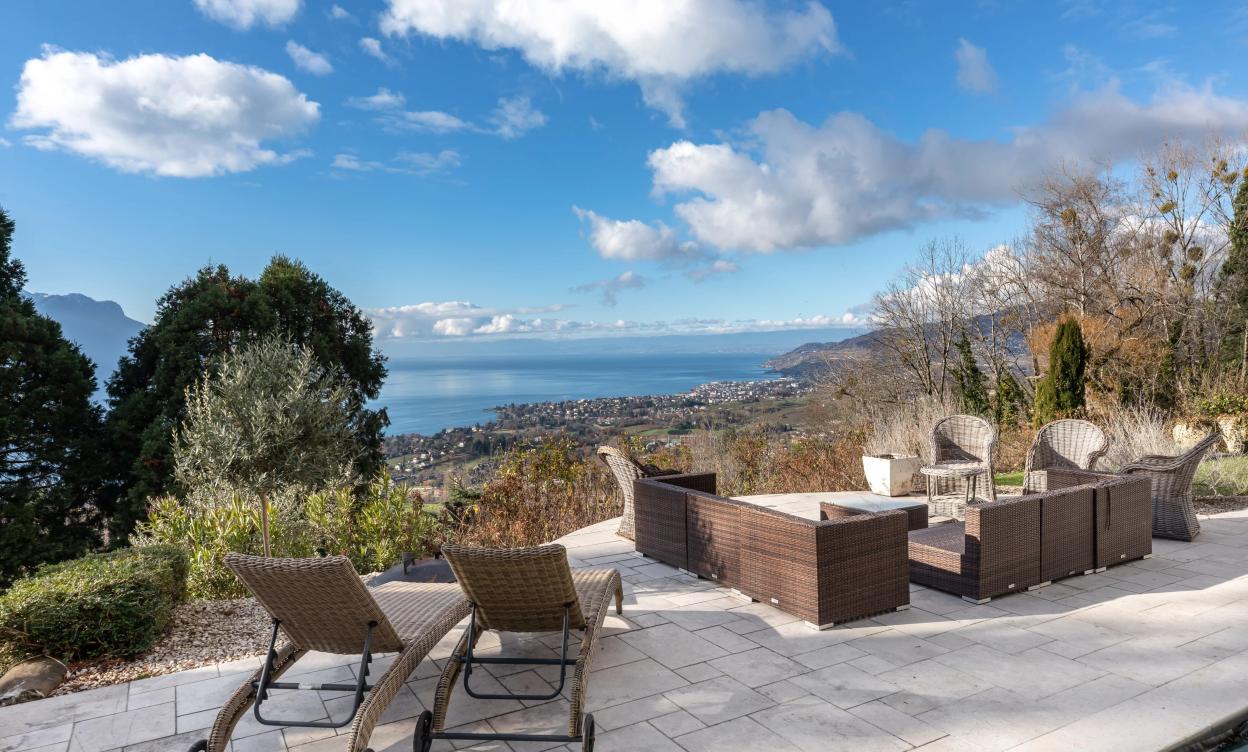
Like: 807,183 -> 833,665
631,84 -> 1248,252
367,299 -> 863,341
378,0 -> 842,126
573,270 -> 648,306
954,38 -> 997,94
285,41 -> 333,75
328,4 -> 353,21
0,137 -> 11,148
346,88 -> 405,110
490,96 -> 547,139
685,259 -> 740,281
193,0 -> 300,28
332,149 -> 460,175
359,37 -> 393,65
368,96 -> 547,138
11,48 -> 319,177
572,207 -> 698,262
397,110 -> 473,133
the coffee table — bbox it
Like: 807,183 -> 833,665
732,491 -> 929,531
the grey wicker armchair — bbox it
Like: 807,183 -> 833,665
597,446 -> 675,540
1023,419 -> 1110,494
1121,432 -> 1219,541
921,415 -> 998,519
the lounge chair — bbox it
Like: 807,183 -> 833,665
1121,432 -> 1220,541
921,414 -> 998,519
188,554 -> 469,752
597,445 -> 677,540
414,543 -> 623,751
1023,419 -> 1110,493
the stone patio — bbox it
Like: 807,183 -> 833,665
3,510 -> 1248,752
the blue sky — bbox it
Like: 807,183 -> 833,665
2,0 -> 1247,346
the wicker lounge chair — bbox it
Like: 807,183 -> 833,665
1023,419 -> 1110,494
597,445 -> 676,540
188,554 -> 469,752
414,543 -> 623,751
1121,432 -> 1220,541
921,414 -> 998,518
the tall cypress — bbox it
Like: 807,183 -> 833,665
1220,175 -> 1248,380
1033,317 -> 1088,425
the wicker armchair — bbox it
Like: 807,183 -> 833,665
1121,432 -> 1219,541
922,415 -> 998,518
1023,419 -> 1110,494
597,445 -> 674,540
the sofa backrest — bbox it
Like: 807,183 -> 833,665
1094,475 -> 1152,567
965,494 -> 1043,596
1032,484 -> 1098,581
634,477 -> 693,570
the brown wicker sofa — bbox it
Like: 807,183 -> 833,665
633,473 -> 910,629
907,471 -> 1152,603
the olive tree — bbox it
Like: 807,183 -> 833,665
173,334 -> 358,556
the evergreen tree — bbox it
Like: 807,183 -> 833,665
1219,174 -> 1248,380
0,206 -> 106,585
951,332 -> 990,415
103,256 -> 387,539
992,367 -> 1026,426
1033,317 -> 1088,425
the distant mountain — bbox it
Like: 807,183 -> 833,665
28,292 -> 145,391
765,314 -> 1030,379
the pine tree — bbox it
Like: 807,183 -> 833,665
0,206 -> 106,585
951,332 -> 990,415
1033,317 -> 1088,425
103,256 -> 387,540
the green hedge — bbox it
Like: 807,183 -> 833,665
0,545 -> 189,663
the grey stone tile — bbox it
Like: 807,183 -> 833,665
594,721 -> 682,752
950,618 -> 1053,654
121,729 -> 207,752
787,663 -> 897,710
649,709 -> 704,737
663,676 -> 773,725
672,716 -> 801,752
847,699 -> 946,747
1078,636 -> 1215,686
617,624 -> 727,670
847,629 -> 949,667
230,729 -> 286,752
751,695 -> 909,752
0,722 -> 72,752
591,694 -> 680,731
876,657 -> 991,716
673,663 -> 721,684
0,685 -> 127,735
68,703 -> 175,752
933,644 -> 1105,700
791,642 -> 867,671
706,647 -> 805,688
582,659 -> 686,712
755,679 -> 808,704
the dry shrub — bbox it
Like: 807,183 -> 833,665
995,424 -> 1033,473
1098,403 -> 1179,469
686,429 -> 865,496
455,437 -> 617,548
860,394 -> 958,459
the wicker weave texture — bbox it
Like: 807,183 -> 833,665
1035,484 -> 1096,581
1121,432 -> 1219,541
1094,475 -> 1154,567
430,562 -> 622,737
635,474 -> 910,626
1024,419 -> 1110,494
634,477 -> 692,570
225,554 -> 404,653
598,446 -> 675,540
442,543 -> 585,632
208,558 -> 469,752
926,414 -> 998,503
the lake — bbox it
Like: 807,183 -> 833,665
375,351 -> 778,435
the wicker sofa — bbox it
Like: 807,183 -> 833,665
907,471 -> 1152,603
633,473 -> 910,629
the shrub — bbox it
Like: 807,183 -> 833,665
455,438 -> 616,549
134,473 -> 437,600
1033,317 -> 1089,426
1192,392 -> 1248,418
0,546 -> 188,665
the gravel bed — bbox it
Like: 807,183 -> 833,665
1196,496 -> 1248,515
54,597 -> 272,696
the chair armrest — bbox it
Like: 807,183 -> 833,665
1120,456 -> 1184,473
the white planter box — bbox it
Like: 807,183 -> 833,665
862,454 -> 923,497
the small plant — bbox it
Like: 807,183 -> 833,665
1191,392 -> 1248,418
0,546 -> 188,668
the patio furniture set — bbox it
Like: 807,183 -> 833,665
625,416 -> 1220,622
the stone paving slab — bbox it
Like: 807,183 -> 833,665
3,510 -> 1248,752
